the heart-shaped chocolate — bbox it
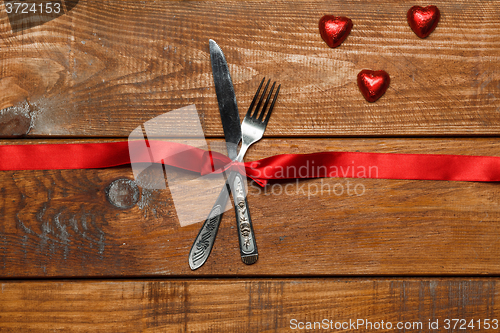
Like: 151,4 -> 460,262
407,5 -> 440,38
357,70 -> 390,103
319,15 -> 353,48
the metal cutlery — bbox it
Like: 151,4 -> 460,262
232,78 -> 280,263
188,40 -> 280,270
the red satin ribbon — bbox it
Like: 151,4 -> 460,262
2,141 -> 500,186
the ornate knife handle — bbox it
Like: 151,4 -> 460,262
230,172 -> 258,265
188,179 -> 230,270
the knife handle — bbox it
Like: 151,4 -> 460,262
188,178 -> 231,270
230,172 -> 258,265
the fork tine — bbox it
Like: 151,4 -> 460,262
246,78 -> 265,118
252,79 -> 271,118
258,82 -> 276,121
264,84 -> 280,125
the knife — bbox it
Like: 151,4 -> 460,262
188,40 -> 258,270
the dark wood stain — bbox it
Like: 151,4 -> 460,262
0,167 -> 156,277
0,104 -> 32,137
5,0 -> 80,33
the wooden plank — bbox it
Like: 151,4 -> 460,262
0,0 -> 500,137
0,279 -> 499,332
2,138 -> 500,277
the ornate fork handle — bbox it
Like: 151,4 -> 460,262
188,169 -> 257,269
231,172 -> 258,264
189,78 -> 279,270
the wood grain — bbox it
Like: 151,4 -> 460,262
1,0 -> 498,328
0,279 -> 499,332
2,138 -> 500,277
0,0 -> 499,137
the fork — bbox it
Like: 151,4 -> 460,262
189,78 -> 280,269
231,79 -> 280,264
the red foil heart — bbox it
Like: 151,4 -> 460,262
407,5 -> 440,38
319,15 -> 353,48
357,70 -> 390,103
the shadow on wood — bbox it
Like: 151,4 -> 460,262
5,0 -> 79,33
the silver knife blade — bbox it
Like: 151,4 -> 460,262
188,40 -> 243,270
209,39 -> 241,160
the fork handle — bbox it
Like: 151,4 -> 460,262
188,176 -> 231,270
230,172 -> 258,265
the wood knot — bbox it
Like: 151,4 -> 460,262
0,105 -> 31,137
106,179 -> 140,209
0,77 -> 31,137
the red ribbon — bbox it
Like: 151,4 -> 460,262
2,141 -> 500,186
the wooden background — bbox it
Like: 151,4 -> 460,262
1,0 -> 500,331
